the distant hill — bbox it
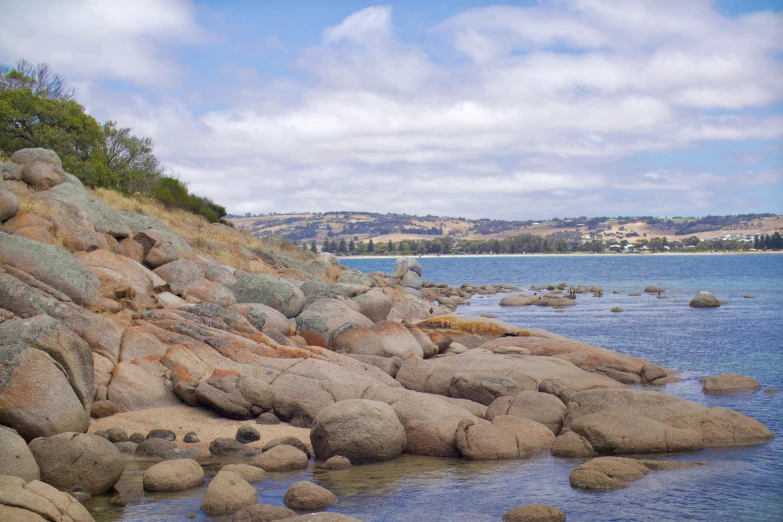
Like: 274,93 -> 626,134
228,212 -> 782,246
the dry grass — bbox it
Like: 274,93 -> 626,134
90,188 -> 272,269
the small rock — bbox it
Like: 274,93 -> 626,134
321,456 -> 352,470
114,441 -> 138,458
147,429 -> 176,441
106,427 -> 129,443
744,295 -> 754,298
502,504 -> 567,522
256,412 -> 281,425
90,400 -> 120,418
569,456 -> 706,491
764,388 -> 778,394
628,292 -> 641,296
184,431 -> 200,443
480,313 -> 498,318
262,436 -> 312,457
644,285 -> 665,293
236,425 -> 261,444
67,485 -> 91,504
210,438 -> 262,460
110,485 -> 143,506
283,481 -> 337,511
610,307 -> 623,313
232,504 -> 296,522
135,438 -> 192,460
129,432 -> 146,443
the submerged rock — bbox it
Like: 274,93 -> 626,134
201,470 -> 258,515
283,481 -> 336,511
569,456 -> 706,490
689,292 -> 720,308
701,374 -> 761,394
502,504 -> 567,522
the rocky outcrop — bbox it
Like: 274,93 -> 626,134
389,257 -> 424,296
28,432 -> 124,495
701,374 -> 761,394
352,288 -> 393,322
502,504 -> 566,522
296,298 -> 373,348
0,475 -> 95,522
311,399 -> 406,464
557,388 -> 774,455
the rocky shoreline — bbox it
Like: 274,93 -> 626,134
0,149 -> 774,521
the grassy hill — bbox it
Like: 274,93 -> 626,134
228,212 -> 782,247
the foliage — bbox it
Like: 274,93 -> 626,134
0,60 -> 226,223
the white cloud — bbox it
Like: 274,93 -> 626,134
0,0 -> 204,87
3,1 -> 782,218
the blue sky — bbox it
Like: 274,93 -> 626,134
1,0 -> 781,219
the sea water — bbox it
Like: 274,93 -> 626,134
88,254 -> 783,522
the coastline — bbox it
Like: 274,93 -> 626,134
338,251 -> 783,260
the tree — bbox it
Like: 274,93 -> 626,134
310,240 -> 318,253
338,237 -> 348,254
367,238 -> 374,252
0,60 -> 74,101
322,239 -> 331,253
348,239 -> 355,253
388,240 -> 394,253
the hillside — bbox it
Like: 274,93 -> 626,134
229,212 -> 783,246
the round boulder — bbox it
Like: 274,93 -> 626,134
321,455 -> 352,470
21,162 -> 65,190
701,374 -> 761,394
283,481 -> 336,511
0,186 -> 20,222
220,463 -> 265,483
28,432 -> 124,495
250,445 -> 308,472
644,285 -> 665,293
232,274 -> 306,318
184,431 -> 200,443
0,425 -> 40,481
201,470 -> 258,515
256,412 -> 281,425
236,425 -> 261,444
310,399 -> 406,464
690,292 -> 720,308
143,459 -> 204,492
499,295 -> 535,306
146,429 -> 176,441
503,504 -> 567,522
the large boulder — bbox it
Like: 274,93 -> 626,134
232,274 -> 306,318
448,372 -> 520,406
0,232 -> 113,309
392,257 -> 422,278
0,184 -> 19,222
690,292 -> 721,307
499,295 -> 535,306
0,475 -> 94,522
296,298 -> 373,348
28,432 -> 124,495
143,459 -> 204,491
107,361 -> 179,412
11,148 -> 62,167
195,372 -> 275,420
701,373 -> 761,394
413,315 -> 531,349
283,481 -> 336,511
152,259 -> 205,295
390,393 -> 476,457
0,425 -> 40,481
21,162 -> 65,190
220,463 -> 265,483
486,391 -> 567,435
352,288 -> 393,322
492,416 -> 555,457
310,399 -> 406,464
561,388 -> 774,454
0,319 -> 91,441
201,470 -> 258,515
455,418 -> 519,460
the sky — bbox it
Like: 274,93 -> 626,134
1,0 -> 782,219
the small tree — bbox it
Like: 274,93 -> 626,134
338,237 -> 348,254
348,239 -> 355,253
310,240 -> 318,253
367,238 -> 374,252
322,238 -> 331,253
388,240 -> 394,253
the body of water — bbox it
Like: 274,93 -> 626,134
90,254 -> 783,522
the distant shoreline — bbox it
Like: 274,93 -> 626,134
338,251 -> 783,260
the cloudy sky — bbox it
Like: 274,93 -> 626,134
2,0 -> 782,219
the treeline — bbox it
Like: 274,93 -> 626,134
755,232 -> 783,250
0,60 -> 227,223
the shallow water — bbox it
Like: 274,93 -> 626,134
89,255 -> 783,521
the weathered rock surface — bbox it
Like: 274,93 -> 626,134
201,470 -> 258,515
0,185 -> 20,222
390,393 -> 476,457
701,374 -> 761,394
143,459 -> 204,491
0,475 -> 95,522
232,504 -> 296,522
499,295 -> 535,306
232,274 -> 306,318
220,463 -> 265,484
283,481 -> 336,511
311,399 -> 406,464
321,455 -> 352,470
486,391 -> 567,435
296,298 -> 373,348
209,438 -> 262,460
0,425 -> 40,481
28,432 -> 124,495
